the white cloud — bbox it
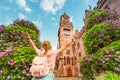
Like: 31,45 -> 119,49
40,0 -> 66,14
18,13 -> 26,19
33,20 -> 43,28
6,18 -> 12,25
24,7 -> 31,12
70,16 -> 75,26
70,16 -> 73,22
16,0 -> 31,12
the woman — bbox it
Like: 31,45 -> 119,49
21,31 -> 79,80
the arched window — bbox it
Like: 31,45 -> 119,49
67,57 -> 70,64
71,57 -> 74,65
79,52 -> 81,57
74,56 -> 77,64
64,56 -> 66,65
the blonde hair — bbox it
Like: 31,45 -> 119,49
42,41 -> 52,54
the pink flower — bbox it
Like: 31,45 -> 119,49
7,75 -> 11,79
0,70 -> 3,74
0,52 -> 7,57
8,60 -> 14,65
104,50 -> 109,54
114,30 -> 119,32
5,46 -> 12,52
27,74 -> 32,78
114,67 -> 120,71
15,65 -> 19,70
22,70 -> 26,74
105,58 -> 109,60
84,58 -> 92,61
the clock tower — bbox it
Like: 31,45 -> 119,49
55,13 -> 74,77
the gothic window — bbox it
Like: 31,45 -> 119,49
79,52 -> 81,57
71,57 -> 74,65
74,56 -> 77,64
63,28 -> 70,31
67,57 -> 70,64
64,56 -> 66,65
77,43 -> 80,49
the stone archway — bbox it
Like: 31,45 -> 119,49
67,69 -> 72,77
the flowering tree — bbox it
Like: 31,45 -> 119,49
0,20 -> 41,80
80,10 -> 120,80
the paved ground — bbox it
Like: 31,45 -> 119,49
55,77 -> 81,80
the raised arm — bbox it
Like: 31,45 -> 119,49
21,31 -> 39,52
58,33 -> 79,53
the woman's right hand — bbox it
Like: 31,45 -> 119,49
20,31 -> 30,39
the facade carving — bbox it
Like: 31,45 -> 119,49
96,0 -> 120,14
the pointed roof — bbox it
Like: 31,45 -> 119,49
63,12 -> 70,18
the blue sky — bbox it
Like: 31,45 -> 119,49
0,0 -> 98,49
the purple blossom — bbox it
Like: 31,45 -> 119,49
98,62 -> 102,65
101,31 -> 105,35
15,65 -> 19,70
114,30 -> 119,33
14,19 -> 20,23
0,25 -> 4,32
0,70 -> 3,74
29,22 -> 33,25
17,31 -> 21,34
114,67 -> 120,71
104,50 -> 109,54
5,46 -> 12,52
10,30 -> 14,34
105,57 -> 109,60
97,16 -> 102,19
6,36 -> 9,38
15,36 -> 20,39
27,74 -> 32,78
7,75 -> 11,79
9,35 -> 13,38
8,59 -> 14,65
84,58 -> 92,61
0,28 -> 3,32
24,66 -> 29,71
104,66 -> 108,69
107,55 -> 112,57
22,70 -> 26,74
1,24 -> 5,28
0,52 -> 7,57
